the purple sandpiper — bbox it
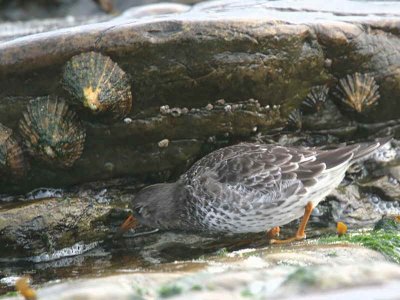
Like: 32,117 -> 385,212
120,138 -> 390,243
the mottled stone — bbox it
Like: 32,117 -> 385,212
0,197 -> 116,258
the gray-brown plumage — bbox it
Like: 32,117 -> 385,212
128,139 -> 390,235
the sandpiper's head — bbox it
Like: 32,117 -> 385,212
119,182 -> 186,234
134,182 -> 186,229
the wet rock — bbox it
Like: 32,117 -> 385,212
3,243 -> 400,300
322,183 -> 400,228
301,98 -> 349,131
0,1 -> 194,22
389,164 -> 400,183
0,1 -> 399,113
374,216 -> 400,231
0,0 -> 400,192
1,98 -> 285,193
0,196 -> 122,258
360,175 -> 400,200
0,139 -> 203,193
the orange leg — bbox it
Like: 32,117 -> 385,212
270,202 -> 314,244
267,226 -> 280,239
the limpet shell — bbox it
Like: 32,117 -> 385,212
333,73 -> 380,113
287,109 -> 302,131
62,51 -> 132,120
0,123 -> 28,179
301,85 -> 329,114
19,96 -> 86,168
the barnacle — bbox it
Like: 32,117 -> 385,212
301,85 -> 329,114
62,51 -> 132,120
333,73 -> 380,113
19,96 -> 86,168
0,123 -> 28,179
287,109 -> 302,131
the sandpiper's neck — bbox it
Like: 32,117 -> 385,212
157,181 -> 202,231
133,181 -> 191,230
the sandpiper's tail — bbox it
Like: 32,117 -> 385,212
314,137 -> 391,172
350,136 -> 392,163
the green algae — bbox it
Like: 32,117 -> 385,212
319,230 -> 400,263
190,284 -> 203,291
0,291 -> 17,298
374,218 -> 400,231
215,247 -> 229,257
158,284 -> 183,298
131,286 -> 147,299
241,288 -> 254,298
285,267 -> 318,286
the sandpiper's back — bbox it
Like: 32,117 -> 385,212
179,139 -> 388,233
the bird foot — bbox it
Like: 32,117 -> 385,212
269,201 -> 313,245
266,226 -> 280,239
270,233 -> 306,245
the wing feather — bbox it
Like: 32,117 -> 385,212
181,142 -> 368,213
183,143 -> 312,207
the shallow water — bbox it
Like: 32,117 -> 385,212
0,228 -> 273,295
0,190 -> 341,297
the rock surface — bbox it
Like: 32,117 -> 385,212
0,0 -> 400,192
0,0 -> 197,22
0,196 -> 117,258
2,243 -> 400,299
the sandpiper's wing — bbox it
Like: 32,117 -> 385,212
182,143 -> 357,207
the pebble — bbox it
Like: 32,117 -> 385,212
324,58 -> 333,68
208,136 -> 216,143
216,99 -> 225,105
206,103 -> 214,110
123,117 -> 132,124
224,105 -> 232,112
160,105 -> 170,115
170,107 -> 182,117
158,139 -> 169,148
104,162 -> 114,172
